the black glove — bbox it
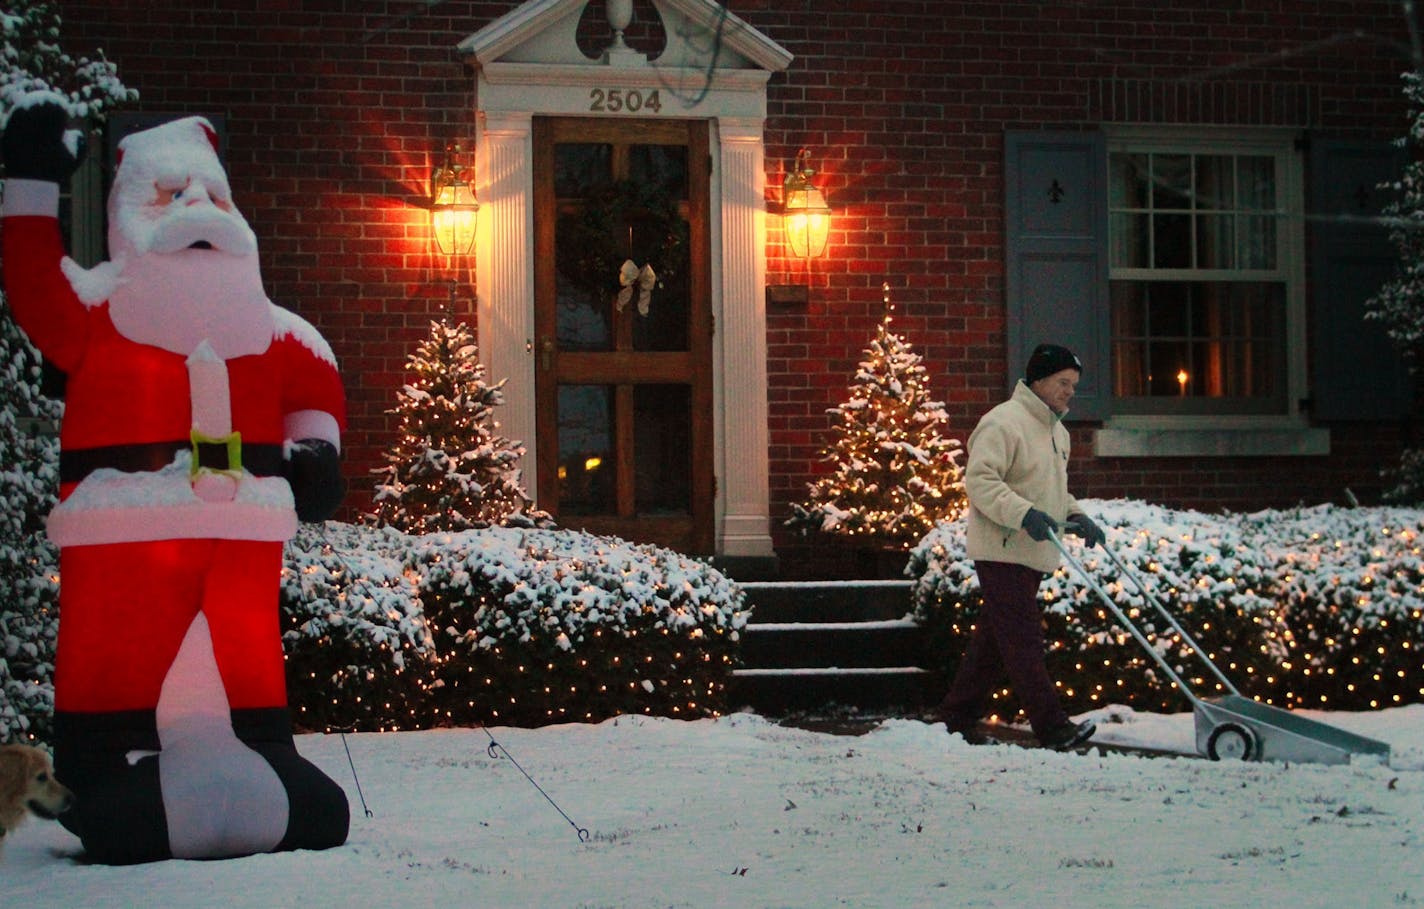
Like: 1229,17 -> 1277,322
1021,508 -> 1058,542
2,99 -> 86,184
1065,512 -> 1106,548
286,439 -> 346,522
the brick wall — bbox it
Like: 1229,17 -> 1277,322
60,1 -> 516,511
731,0 -> 1416,573
47,1 -> 1421,577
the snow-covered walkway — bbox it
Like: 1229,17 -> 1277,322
3,705 -> 1420,908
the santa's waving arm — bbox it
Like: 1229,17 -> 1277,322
1,95 -> 93,369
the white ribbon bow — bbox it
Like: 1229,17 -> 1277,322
616,258 -> 658,315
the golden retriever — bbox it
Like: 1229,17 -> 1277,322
0,744 -> 75,851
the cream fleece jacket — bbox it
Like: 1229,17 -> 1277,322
964,379 -> 1081,573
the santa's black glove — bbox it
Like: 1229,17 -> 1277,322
1021,508 -> 1058,542
1065,512 -> 1106,548
2,98 -> 86,184
287,439 -> 346,522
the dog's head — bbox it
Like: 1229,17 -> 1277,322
0,744 -> 75,825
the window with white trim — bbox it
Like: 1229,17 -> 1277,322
1106,130 -> 1303,417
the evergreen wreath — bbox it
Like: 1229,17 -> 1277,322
556,179 -> 688,302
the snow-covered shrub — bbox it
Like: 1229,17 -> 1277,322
281,523 -> 435,732
2,0 -> 134,748
280,523 -> 748,731
415,528 -> 748,726
0,295 -> 61,744
909,500 -> 1293,718
1251,506 -> 1424,710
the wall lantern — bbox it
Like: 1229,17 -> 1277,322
431,142 -> 478,258
782,147 -> 831,258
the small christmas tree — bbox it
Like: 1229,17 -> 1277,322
369,318 -> 544,533
789,284 -> 967,550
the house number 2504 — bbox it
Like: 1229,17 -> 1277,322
588,88 -> 663,113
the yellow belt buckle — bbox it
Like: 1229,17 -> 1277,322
190,428 -> 244,479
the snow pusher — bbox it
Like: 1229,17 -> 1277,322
1049,531 -> 1391,766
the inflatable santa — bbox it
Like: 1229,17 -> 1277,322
1,95 -> 349,864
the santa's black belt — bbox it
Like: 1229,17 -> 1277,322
59,441 -> 286,484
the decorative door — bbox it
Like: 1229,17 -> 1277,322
533,117 -> 713,554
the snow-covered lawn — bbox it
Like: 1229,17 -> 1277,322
4,704 -> 1420,908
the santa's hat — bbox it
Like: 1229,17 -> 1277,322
108,116 -> 253,257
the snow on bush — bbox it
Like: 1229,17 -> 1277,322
280,522 -> 434,733
0,295 -> 62,744
281,522 -> 748,732
415,527 -> 747,726
909,500 -> 1424,717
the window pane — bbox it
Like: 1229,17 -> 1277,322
1238,214 -> 1276,269
1109,153 -> 1150,209
1196,214 -> 1235,269
1150,154 -> 1192,210
1153,212 -> 1191,268
1111,283 -> 1148,396
1111,212 -> 1148,267
1237,156 -> 1275,210
557,385 -> 614,515
1195,155 -> 1235,209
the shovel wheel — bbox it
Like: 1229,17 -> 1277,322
1207,722 -> 1258,761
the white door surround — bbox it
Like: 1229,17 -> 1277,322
459,0 -> 790,559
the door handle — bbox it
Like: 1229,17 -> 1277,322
540,336 -> 555,371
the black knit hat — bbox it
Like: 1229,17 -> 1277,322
1025,343 -> 1083,384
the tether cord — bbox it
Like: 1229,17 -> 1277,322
481,724 -> 590,842
338,731 -> 375,818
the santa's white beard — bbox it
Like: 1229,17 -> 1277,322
107,248 -> 275,359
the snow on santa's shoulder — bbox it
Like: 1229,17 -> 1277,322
270,304 -> 337,365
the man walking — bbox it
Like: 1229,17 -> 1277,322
936,343 -> 1104,749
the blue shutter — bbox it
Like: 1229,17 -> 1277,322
1003,131 -> 1110,420
1308,139 -> 1410,421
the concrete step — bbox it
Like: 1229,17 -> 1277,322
730,579 -> 942,714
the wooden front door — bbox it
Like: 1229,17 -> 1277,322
533,117 -> 713,554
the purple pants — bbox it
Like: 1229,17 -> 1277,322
936,560 -> 1069,738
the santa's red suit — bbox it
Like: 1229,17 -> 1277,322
2,101 -> 349,863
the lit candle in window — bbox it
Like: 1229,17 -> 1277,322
1177,369 -> 1189,397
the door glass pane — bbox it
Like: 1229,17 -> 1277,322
557,385 -> 614,515
555,143 -> 611,198
556,282 -> 612,351
627,144 -> 690,352
633,384 -> 691,514
629,144 -> 689,200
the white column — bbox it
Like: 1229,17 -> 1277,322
475,111 -> 539,496
715,118 -> 774,558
